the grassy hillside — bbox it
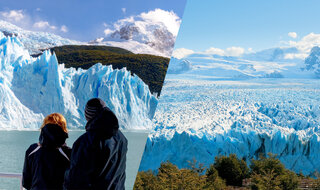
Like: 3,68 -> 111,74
49,45 -> 170,95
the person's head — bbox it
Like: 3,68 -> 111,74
85,98 -> 106,121
85,107 -> 119,138
41,113 -> 68,133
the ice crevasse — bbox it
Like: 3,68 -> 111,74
139,79 -> 320,176
0,32 -> 158,130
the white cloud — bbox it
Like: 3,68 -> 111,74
104,28 -> 114,36
112,17 -> 134,31
60,25 -> 68,33
95,37 -> 104,43
288,32 -> 297,39
288,33 -> 320,53
277,32 -> 320,59
205,47 -> 225,56
1,9 -> 25,22
122,8 -> 126,14
139,8 -> 181,36
204,46 -> 245,57
1,9 -> 70,37
103,22 -> 109,27
284,53 -> 308,60
172,48 -> 194,59
33,21 -> 57,30
225,46 -> 245,56
103,9 -> 181,37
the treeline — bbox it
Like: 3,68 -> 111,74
49,45 -> 170,95
134,154 -> 320,190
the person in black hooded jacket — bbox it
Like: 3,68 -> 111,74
22,113 -> 71,190
64,98 -> 128,190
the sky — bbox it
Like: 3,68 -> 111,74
0,0 -> 186,41
173,0 -> 320,57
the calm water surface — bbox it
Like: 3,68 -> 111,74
0,130 -> 148,190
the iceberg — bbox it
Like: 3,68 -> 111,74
0,32 -> 157,130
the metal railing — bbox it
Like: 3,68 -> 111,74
0,172 -> 23,190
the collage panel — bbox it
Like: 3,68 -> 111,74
136,0 -> 320,189
0,0 -> 186,189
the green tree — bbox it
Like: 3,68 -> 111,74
179,169 -> 205,190
188,158 -> 206,174
315,178 -> 320,190
279,170 -> 299,190
134,170 -> 158,190
214,154 -> 249,186
250,154 -> 298,190
187,158 -> 207,189
205,164 -> 226,190
157,161 -> 181,189
311,172 -> 320,190
250,153 -> 285,177
156,161 -> 207,190
251,169 -> 282,190
49,45 -> 170,95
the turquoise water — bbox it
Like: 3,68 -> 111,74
0,131 -> 147,190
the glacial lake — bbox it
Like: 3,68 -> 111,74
0,130 -> 148,190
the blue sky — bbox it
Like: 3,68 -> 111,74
174,0 -> 320,54
0,0 -> 186,41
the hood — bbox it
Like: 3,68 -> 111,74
85,107 -> 119,139
39,124 -> 68,148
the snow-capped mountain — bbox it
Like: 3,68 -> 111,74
0,32 -> 157,130
105,24 -> 174,56
304,46 -> 320,78
167,58 -> 192,74
242,47 -> 300,62
90,24 -> 175,57
169,46 -> 317,79
0,20 -> 82,55
0,16 -> 178,58
89,9 -> 181,57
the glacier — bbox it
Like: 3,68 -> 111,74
139,49 -> 320,175
0,32 -> 157,130
0,20 -> 82,55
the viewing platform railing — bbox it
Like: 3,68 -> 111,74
0,172 -> 23,190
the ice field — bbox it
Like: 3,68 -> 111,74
140,58 -> 320,175
140,42 -> 320,175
